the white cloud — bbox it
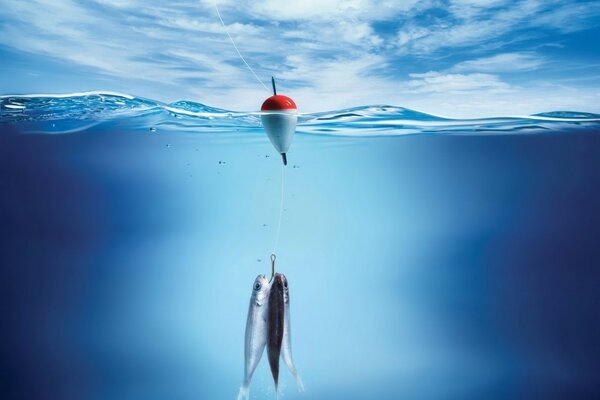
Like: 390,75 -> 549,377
395,0 -> 600,55
451,52 -> 545,72
251,0 -> 368,21
397,83 -> 600,119
339,22 -> 383,46
397,27 -> 430,47
247,0 -> 419,21
531,1 -> 600,33
271,53 -> 395,111
403,72 -> 512,94
158,18 -> 263,36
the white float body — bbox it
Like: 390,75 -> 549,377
260,110 -> 297,155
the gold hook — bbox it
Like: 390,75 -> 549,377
270,254 -> 276,281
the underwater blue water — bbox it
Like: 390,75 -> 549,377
1,93 -> 600,400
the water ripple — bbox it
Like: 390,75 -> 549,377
1,91 -> 599,136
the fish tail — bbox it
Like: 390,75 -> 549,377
283,359 -> 304,392
295,374 -> 305,392
236,383 -> 250,400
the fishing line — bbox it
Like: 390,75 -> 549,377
214,3 -> 270,93
214,2 -> 287,265
272,163 -> 285,255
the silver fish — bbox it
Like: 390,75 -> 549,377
237,274 -> 271,400
267,273 -> 285,398
280,274 -> 304,391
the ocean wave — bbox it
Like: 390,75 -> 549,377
1,91 -> 599,136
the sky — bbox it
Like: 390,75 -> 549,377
1,0 -> 599,117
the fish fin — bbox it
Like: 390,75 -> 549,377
295,374 -> 305,392
236,384 -> 249,400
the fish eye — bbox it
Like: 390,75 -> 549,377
283,280 -> 288,288
254,282 -> 262,291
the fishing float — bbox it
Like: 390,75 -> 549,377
261,77 -> 298,165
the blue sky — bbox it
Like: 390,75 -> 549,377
1,0 -> 599,117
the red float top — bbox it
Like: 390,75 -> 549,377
261,95 -> 297,111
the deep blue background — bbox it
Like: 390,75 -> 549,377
1,124 -> 599,399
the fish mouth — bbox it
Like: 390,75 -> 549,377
271,273 -> 285,287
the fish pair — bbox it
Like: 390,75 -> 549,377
237,273 -> 304,400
